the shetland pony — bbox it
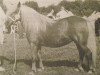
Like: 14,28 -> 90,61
11,2 -> 96,74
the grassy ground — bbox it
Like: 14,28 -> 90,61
0,34 -> 99,75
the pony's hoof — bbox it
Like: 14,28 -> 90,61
74,66 -> 84,72
88,69 -> 96,74
13,71 -> 16,74
0,67 -> 5,72
37,68 -> 42,72
41,67 -> 44,70
37,67 -> 44,72
74,68 -> 80,72
29,71 -> 35,75
88,70 -> 93,74
79,67 -> 84,72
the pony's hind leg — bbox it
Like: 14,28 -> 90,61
72,34 -> 92,73
81,45 -> 93,73
74,43 -> 85,72
75,41 -> 93,72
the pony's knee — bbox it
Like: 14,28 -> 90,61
32,55 -> 38,62
30,44 -> 38,60
31,50 -> 39,62
86,50 -> 92,60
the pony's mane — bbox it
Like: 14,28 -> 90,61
20,5 -> 55,32
20,5 -> 54,23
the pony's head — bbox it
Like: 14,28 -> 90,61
10,2 -> 21,18
8,2 -> 25,38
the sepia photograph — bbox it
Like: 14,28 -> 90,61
0,0 -> 100,75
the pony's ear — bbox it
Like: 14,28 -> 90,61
17,2 -> 21,8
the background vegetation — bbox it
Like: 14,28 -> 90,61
24,0 -> 100,17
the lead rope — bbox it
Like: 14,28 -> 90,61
8,16 -> 17,74
13,24 -> 17,74
8,15 -> 20,74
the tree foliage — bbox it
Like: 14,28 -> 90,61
24,1 -> 39,12
24,0 -> 100,17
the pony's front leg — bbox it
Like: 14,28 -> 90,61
37,50 -> 44,71
0,45 -> 5,72
0,57 -> 5,71
30,43 -> 38,75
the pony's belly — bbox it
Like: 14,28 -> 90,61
42,38 -> 72,48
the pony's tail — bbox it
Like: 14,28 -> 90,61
87,21 -> 97,68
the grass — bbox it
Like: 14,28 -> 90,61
0,34 -> 99,75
